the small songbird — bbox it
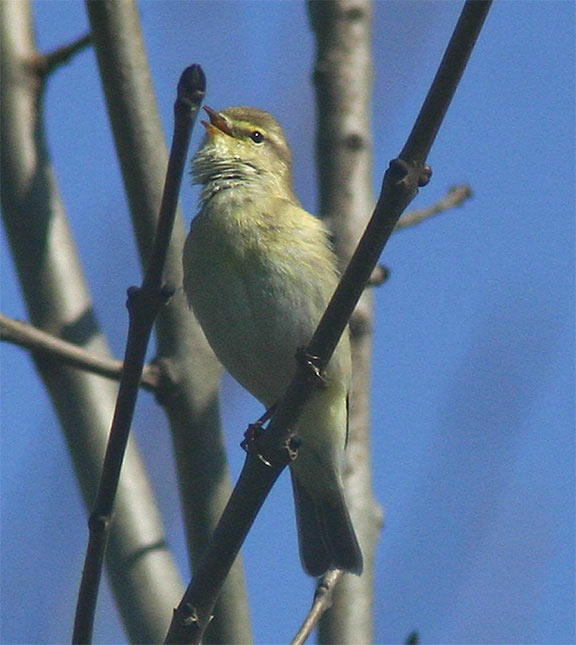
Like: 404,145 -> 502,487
183,106 -> 363,576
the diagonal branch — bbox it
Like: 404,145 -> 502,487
165,2 -> 492,642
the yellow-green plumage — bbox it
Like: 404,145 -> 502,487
183,106 -> 362,576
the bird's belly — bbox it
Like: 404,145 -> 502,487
184,206 -> 350,408
187,256 -> 318,405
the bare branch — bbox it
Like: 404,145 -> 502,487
165,2 -> 492,642
0,312 -> 160,390
395,184 -> 473,231
291,571 -> 343,645
72,64 -> 204,645
366,186 -> 472,290
32,32 -> 92,77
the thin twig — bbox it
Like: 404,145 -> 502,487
164,2 -> 492,643
32,32 -> 92,76
291,570 -> 343,645
72,64 -> 205,645
0,313 -> 160,390
366,185 -> 473,287
395,184 -> 472,231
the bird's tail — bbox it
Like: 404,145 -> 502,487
291,473 -> 363,577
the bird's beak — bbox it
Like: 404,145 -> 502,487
202,106 -> 234,137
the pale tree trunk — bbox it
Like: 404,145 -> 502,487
0,1 -> 183,641
309,1 -> 384,643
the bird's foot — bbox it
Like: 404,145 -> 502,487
241,404 -> 277,455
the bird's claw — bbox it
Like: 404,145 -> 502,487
241,422 -> 264,453
296,347 -> 327,388
240,404 -> 277,462
241,425 -> 273,466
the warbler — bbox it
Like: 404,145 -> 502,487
183,106 -> 363,576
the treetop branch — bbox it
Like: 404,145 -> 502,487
400,0 -> 492,165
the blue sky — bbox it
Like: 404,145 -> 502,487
1,2 -> 574,643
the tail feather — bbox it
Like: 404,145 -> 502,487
292,473 -> 363,577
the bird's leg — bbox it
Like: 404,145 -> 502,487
241,403 -> 301,467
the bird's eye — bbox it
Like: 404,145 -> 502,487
249,130 -> 264,144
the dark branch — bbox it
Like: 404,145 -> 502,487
164,2 -> 492,643
400,2 -> 491,165
72,64 -> 205,645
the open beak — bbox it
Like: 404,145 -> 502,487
202,106 -> 234,137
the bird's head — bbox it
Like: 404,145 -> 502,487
193,106 -> 295,200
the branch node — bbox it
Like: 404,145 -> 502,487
344,133 -> 365,151
388,157 -> 410,181
366,264 -> 390,287
418,164 -> 433,187
160,283 -> 176,300
126,284 -> 172,316
240,403 -> 277,453
180,604 -> 200,627
344,6 -> 364,22
87,513 -> 110,534
241,422 -> 264,455
150,357 -> 179,405
349,310 -> 373,340
33,32 -> 92,78
241,420 -> 300,467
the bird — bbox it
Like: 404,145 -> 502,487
183,105 -> 363,577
